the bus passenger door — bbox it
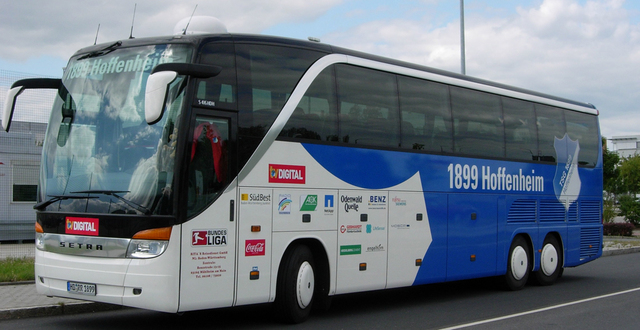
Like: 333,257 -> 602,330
179,112 -> 238,311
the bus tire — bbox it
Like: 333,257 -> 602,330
533,235 -> 563,286
275,245 -> 315,324
505,236 -> 530,291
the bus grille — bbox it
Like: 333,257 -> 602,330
507,199 -> 537,223
539,200 -> 566,222
580,200 -> 602,224
580,227 -> 601,259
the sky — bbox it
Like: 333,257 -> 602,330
1,0 -> 639,143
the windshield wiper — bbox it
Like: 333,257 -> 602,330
77,41 -> 122,60
72,190 -> 151,215
34,195 -> 99,211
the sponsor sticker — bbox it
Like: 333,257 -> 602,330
368,195 -> 387,210
65,217 -> 99,236
300,195 -> 318,211
366,224 -> 386,233
366,244 -> 385,252
341,195 -> 362,213
392,196 -> 407,206
241,193 -> 271,205
245,239 -> 266,256
278,194 -> 292,214
324,195 -> 335,215
269,164 -> 306,184
192,229 -> 228,246
340,245 -> 362,255
340,224 -> 363,233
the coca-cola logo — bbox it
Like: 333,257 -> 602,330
245,239 -> 266,256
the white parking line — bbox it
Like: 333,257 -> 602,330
441,287 -> 640,330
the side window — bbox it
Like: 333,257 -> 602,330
236,45 -> 325,133
236,44 -> 324,168
336,65 -> 400,148
450,87 -> 504,158
197,43 -> 237,110
398,76 -> 452,152
12,161 -> 39,202
503,97 -> 537,161
535,104 -> 566,162
187,116 -> 230,218
280,67 -> 338,141
565,110 -> 599,167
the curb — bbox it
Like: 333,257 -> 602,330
602,246 -> 640,257
0,301 -> 125,320
0,245 -> 638,321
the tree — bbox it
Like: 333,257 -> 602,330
619,154 -> 640,195
602,139 -> 622,194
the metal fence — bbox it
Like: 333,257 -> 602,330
1,69 -> 55,259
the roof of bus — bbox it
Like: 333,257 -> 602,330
75,33 -> 597,112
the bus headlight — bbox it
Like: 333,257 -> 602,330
126,227 -> 172,259
126,239 -> 169,259
35,222 -> 45,251
35,232 -> 45,251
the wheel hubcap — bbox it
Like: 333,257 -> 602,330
296,261 -> 314,309
511,246 -> 528,280
540,243 -> 559,276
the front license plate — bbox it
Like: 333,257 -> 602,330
67,281 -> 96,296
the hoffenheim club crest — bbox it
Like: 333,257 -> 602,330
553,134 -> 581,210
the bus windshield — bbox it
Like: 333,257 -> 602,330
39,44 -> 193,215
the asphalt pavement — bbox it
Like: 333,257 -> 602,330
1,236 -> 639,321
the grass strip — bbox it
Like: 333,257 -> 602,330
0,257 -> 35,282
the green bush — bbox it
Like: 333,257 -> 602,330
618,195 -> 640,226
603,223 -> 635,236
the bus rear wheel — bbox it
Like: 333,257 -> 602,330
275,245 -> 315,324
534,236 -> 563,286
505,236 -> 530,291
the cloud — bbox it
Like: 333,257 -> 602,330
1,0 -> 638,138
322,0 -> 640,138
0,0 -> 342,62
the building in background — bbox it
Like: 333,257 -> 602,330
1,69 -> 55,242
610,135 -> 640,158
0,121 -> 46,242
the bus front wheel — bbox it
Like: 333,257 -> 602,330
275,245 -> 315,324
505,236 -> 530,291
533,236 -> 563,286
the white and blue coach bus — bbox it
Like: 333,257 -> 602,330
2,17 -> 602,323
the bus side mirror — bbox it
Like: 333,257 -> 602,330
2,78 -> 61,132
145,71 -> 178,125
145,63 -> 222,125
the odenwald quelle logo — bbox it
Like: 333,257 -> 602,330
553,134 -> 581,210
269,164 -> 306,184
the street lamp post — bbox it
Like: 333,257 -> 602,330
460,0 -> 466,75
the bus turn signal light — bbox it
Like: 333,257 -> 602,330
132,227 -> 172,240
35,222 -> 44,233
